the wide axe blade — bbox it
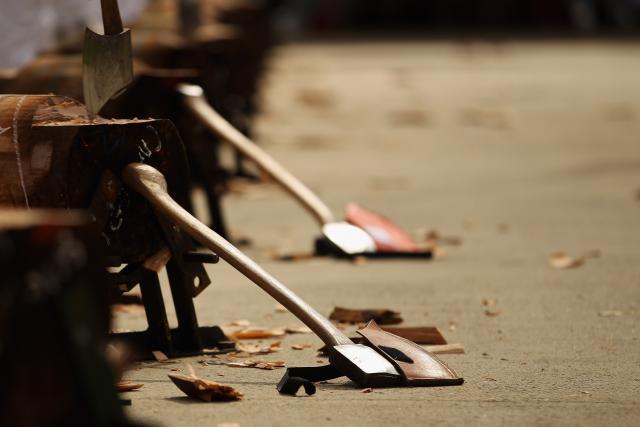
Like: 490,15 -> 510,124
82,27 -> 133,114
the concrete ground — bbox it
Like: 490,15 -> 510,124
119,40 -> 640,426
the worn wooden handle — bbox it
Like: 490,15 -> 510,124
121,162 -> 352,347
181,87 -> 336,227
101,0 -> 124,35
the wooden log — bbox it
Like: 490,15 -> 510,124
0,94 -> 191,263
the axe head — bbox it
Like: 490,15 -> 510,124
82,27 -> 133,114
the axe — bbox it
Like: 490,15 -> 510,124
82,0 -> 133,114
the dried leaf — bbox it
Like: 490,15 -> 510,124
168,373 -> 243,402
116,381 -> 144,392
329,307 -> 402,325
152,350 -> 168,362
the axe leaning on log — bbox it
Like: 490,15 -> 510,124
78,0 -> 463,392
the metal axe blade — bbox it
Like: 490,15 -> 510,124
82,0 -> 133,114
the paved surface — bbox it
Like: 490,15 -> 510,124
119,40 -> 640,426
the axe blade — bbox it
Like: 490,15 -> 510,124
82,27 -> 133,114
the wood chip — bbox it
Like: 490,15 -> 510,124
235,342 -> 281,355
152,350 -> 168,362
284,326 -> 313,334
482,298 -> 497,307
168,373 -> 243,402
548,250 -> 600,270
380,326 -> 447,345
227,320 -> 251,327
224,359 -> 285,370
291,344 -> 312,350
548,252 -> 585,269
116,381 -> 144,392
232,328 -> 286,340
599,310 -> 623,317
424,343 -> 465,355
329,307 -> 402,325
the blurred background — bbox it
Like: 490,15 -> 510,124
2,0 -> 640,68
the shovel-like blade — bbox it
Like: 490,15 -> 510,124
82,27 -> 133,114
357,321 -> 464,386
345,203 -> 422,253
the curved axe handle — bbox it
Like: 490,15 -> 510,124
101,0 -> 124,35
180,86 -> 337,227
122,163 -> 352,347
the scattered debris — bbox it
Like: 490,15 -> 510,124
482,298 -> 497,307
235,342 -> 281,355
424,343 -> 465,355
227,320 -> 251,328
284,326 -> 313,334
599,310 -> 623,318
497,223 -> 510,234
388,109 -> 430,127
291,344 -> 312,350
352,256 -> 368,266
116,381 -> 144,392
111,304 -> 145,315
423,230 -> 463,247
484,309 -> 502,317
274,304 -> 288,313
168,373 -> 243,402
460,107 -> 510,130
296,88 -> 335,109
360,387 -> 373,393
223,359 -> 286,370
329,307 -> 403,325
231,328 -> 286,340
548,250 -> 600,270
152,350 -> 169,362
448,321 -> 458,332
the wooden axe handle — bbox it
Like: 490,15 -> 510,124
182,90 -> 337,227
101,0 -> 124,35
122,163 -> 353,348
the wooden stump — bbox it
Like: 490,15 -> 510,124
0,94 -> 191,263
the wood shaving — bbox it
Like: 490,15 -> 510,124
599,310 -> 623,317
232,328 -> 286,340
224,359 -> 286,370
168,373 -> 243,402
152,350 -> 169,362
116,381 -> 144,392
